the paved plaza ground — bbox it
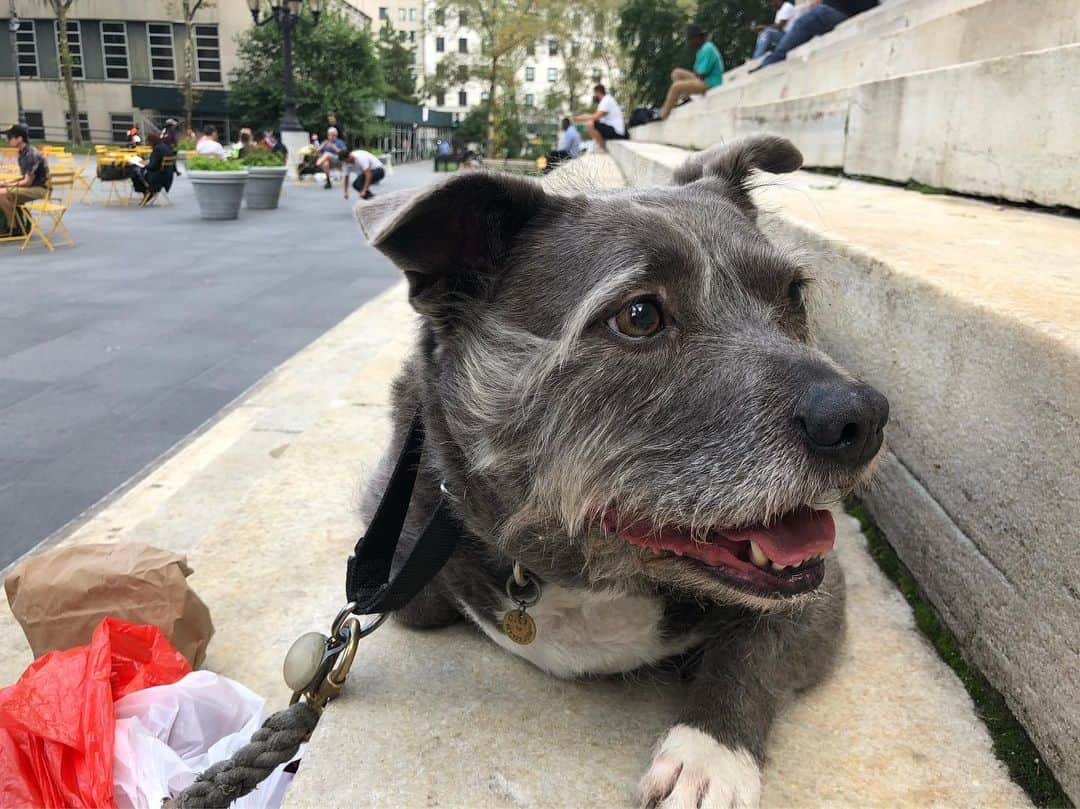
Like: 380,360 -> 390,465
0,160 -> 437,569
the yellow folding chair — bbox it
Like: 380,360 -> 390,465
20,170 -> 76,251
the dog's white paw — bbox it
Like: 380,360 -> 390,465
639,725 -> 762,809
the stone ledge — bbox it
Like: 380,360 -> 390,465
607,138 -> 1080,800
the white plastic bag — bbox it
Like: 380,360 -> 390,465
113,670 -> 304,809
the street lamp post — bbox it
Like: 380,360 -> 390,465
245,0 -> 322,176
7,0 -> 26,127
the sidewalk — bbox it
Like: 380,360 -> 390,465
0,156 -> 1028,807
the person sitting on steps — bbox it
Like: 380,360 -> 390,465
660,25 -> 725,120
756,0 -> 879,69
574,84 -> 627,152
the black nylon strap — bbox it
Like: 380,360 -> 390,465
345,412 -> 462,614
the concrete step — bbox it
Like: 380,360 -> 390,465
635,43 -> 1080,207
606,139 -> 1080,802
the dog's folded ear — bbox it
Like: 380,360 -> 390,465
673,134 -> 803,216
354,171 -> 548,311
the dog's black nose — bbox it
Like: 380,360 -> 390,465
795,381 -> 890,467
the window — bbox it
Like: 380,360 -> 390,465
409,7 -> 417,20
24,111 -> 45,140
455,64 -> 468,81
378,7 -> 389,19
408,30 -> 416,42
591,68 -> 602,82
435,36 -> 444,52
525,41 -> 534,56
547,67 -> 557,82
480,91 -> 489,101
592,40 -> 602,58
55,20 -> 83,79
458,37 -> 467,54
147,23 -> 176,81
65,111 -> 91,142
524,94 -> 534,107
15,20 -> 38,78
435,92 -> 445,106
434,8 -> 445,25
457,90 -> 467,106
570,41 -> 580,58
398,8 -> 406,21
110,113 -> 135,143
100,22 -> 129,79
524,66 -> 534,82
548,38 -> 558,56
194,24 -> 221,83
458,11 -> 467,26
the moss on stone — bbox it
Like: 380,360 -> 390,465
845,498 -> 1072,808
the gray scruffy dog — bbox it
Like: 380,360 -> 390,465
355,134 -> 889,808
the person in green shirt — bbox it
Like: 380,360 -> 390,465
660,25 -> 725,120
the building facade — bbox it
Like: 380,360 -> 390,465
0,0 -> 263,142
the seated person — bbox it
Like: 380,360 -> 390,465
237,128 -> 257,158
660,26 -> 725,120
195,125 -> 226,158
132,133 -> 176,198
0,124 -> 48,235
574,84 -> 627,151
753,0 -> 797,58
758,0 -> 878,68
544,118 -> 582,173
315,127 -> 348,190
341,149 -> 386,200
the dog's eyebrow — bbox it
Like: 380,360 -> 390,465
557,264 -> 649,359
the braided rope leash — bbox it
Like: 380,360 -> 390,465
167,701 -> 319,809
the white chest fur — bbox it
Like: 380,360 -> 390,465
458,584 -> 699,679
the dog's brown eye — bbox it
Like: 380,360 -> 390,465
788,280 -> 805,306
610,299 -> 664,339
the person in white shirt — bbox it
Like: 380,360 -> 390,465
574,84 -> 626,152
341,149 -> 386,200
752,0 -> 796,58
195,125 -> 226,159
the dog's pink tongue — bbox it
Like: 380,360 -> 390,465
722,507 -> 836,566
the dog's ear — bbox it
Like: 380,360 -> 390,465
672,134 -> 802,215
355,171 -> 548,312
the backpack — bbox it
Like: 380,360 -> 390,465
629,107 -> 659,128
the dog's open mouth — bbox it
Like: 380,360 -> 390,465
605,507 -> 836,597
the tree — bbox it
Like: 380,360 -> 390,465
378,23 -> 417,103
433,0 -> 566,147
617,0 -> 691,108
167,0 -> 212,134
229,6 -> 386,140
695,0 -> 775,71
47,0 -> 81,147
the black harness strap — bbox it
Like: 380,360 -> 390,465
345,412 -> 462,614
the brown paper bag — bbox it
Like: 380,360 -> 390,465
5,542 -> 214,668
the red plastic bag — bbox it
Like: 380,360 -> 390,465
0,617 -> 191,809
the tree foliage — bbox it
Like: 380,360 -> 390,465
616,0 -> 691,108
378,23 -> 417,103
229,7 -> 386,139
694,0 -> 775,70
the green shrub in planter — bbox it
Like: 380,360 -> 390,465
176,138 -> 197,151
241,151 -> 288,210
187,156 -> 249,220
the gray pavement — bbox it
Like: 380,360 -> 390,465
0,160 -> 436,568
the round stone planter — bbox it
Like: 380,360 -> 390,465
244,166 -> 287,210
188,170 -> 249,220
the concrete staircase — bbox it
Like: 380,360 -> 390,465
632,0 -> 1080,206
608,130 -> 1080,800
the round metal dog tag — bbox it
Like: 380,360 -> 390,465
503,609 -> 536,645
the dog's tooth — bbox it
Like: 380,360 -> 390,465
771,561 -> 788,572
749,541 -> 769,568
